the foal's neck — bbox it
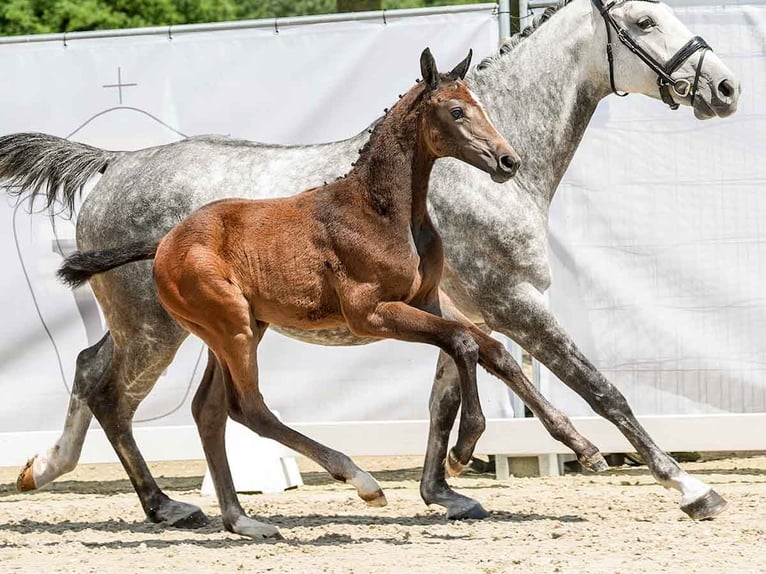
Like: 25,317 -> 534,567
351,86 -> 435,232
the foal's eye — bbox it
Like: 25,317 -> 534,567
637,16 -> 656,30
450,107 -> 465,120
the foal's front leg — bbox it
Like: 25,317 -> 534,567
419,293 -> 607,520
440,295 -> 606,471
346,300 -> 486,471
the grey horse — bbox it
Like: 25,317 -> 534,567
1,0 -> 739,537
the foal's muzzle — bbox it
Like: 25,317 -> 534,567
499,155 -> 519,178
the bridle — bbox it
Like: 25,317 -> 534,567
592,0 -> 711,110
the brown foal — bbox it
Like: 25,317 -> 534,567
60,49 -> 605,539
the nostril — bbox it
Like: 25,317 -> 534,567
500,155 -> 517,172
718,79 -> 735,99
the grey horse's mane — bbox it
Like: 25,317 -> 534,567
476,0 -> 572,73
474,0 -> 663,73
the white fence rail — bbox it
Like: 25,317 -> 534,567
3,414 -> 765,469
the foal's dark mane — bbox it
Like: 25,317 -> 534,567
352,80 -> 428,167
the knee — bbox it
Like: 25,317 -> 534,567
482,337 -> 511,369
591,383 -> 632,419
449,330 -> 479,363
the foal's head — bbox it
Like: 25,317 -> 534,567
418,48 -> 520,183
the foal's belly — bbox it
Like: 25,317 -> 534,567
272,325 -> 376,346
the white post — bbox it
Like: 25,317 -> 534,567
498,0 -> 511,42
518,0 -> 529,30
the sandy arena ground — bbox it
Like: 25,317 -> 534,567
0,454 -> 764,573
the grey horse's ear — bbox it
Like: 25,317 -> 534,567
420,47 -> 440,89
449,49 -> 472,80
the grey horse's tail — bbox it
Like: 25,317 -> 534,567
58,240 -> 160,288
0,132 -> 121,215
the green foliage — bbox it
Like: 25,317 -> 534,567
0,0 -> 488,36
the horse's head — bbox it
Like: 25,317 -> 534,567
418,48 -> 520,183
591,0 -> 739,118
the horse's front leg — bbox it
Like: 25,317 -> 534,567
486,282 -> 728,520
346,300 -> 486,473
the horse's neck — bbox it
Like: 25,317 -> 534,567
352,100 -> 434,228
468,0 -> 609,210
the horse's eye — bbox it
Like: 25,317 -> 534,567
637,16 -> 655,30
450,107 -> 464,120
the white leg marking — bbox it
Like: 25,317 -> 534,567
231,516 -> 281,539
30,400 -> 91,488
350,471 -> 381,497
660,471 -> 711,506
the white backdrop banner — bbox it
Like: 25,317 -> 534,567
0,6 -> 517,438
544,3 -> 766,417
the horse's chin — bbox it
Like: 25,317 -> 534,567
692,97 -> 717,120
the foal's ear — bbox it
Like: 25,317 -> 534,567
420,47 -> 440,90
449,49 -> 472,80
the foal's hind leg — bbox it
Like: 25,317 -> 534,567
17,333 -> 110,491
220,324 -> 386,508
192,350 -> 283,539
173,281 -> 385,522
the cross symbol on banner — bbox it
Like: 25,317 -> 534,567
102,67 -> 137,104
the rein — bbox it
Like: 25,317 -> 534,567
592,0 -> 711,109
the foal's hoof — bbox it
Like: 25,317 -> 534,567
362,489 -> 388,508
232,516 -> 283,540
681,489 -> 729,520
169,508 -> 210,529
445,450 -> 466,478
351,471 -> 387,507
578,452 -> 609,473
446,502 -> 489,521
16,457 -> 38,492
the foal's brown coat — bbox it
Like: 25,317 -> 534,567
61,50 -> 604,539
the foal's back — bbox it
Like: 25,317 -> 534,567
155,189 -> 352,331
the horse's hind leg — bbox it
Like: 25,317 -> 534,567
192,350 -> 282,539
17,333 -> 111,491
85,336 -> 209,528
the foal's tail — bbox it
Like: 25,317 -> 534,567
57,240 -> 160,288
0,132 -> 121,215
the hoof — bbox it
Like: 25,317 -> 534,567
168,508 -> 210,529
445,450 -> 466,478
362,489 -> 388,508
16,457 -> 38,492
579,452 -> 609,473
231,516 -> 283,540
681,489 -> 729,520
446,502 -> 489,521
